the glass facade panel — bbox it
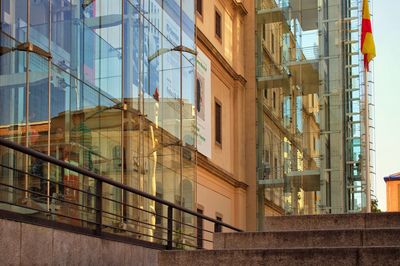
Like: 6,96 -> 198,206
1,0 -> 28,43
29,0 -> 50,51
0,0 -> 196,246
256,0 -> 373,219
0,34 -> 27,143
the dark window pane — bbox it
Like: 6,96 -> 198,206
214,216 -> 222,232
215,11 -> 221,39
196,0 -> 202,16
271,32 -> 275,53
215,102 -> 222,144
273,91 -> 276,109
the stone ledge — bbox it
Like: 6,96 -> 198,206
159,247 -> 400,266
264,212 -> 400,231
214,228 -> 400,249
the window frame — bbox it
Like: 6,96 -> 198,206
215,98 -> 222,146
196,0 -> 203,19
214,213 -> 223,233
214,7 -> 222,42
271,32 -> 275,54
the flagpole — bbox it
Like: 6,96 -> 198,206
361,0 -> 375,213
364,68 -> 371,212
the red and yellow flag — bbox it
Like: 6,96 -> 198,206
361,0 -> 376,71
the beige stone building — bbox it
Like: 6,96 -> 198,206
194,0 -> 257,231
196,0 -> 375,230
193,0 -> 322,229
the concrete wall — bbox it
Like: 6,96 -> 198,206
0,219 -> 159,266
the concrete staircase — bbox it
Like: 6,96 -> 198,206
159,213 -> 400,266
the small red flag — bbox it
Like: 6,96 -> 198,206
153,87 -> 160,102
361,0 -> 376,71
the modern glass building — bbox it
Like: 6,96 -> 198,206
255,0 -> 375,218
0,0 -> 197,245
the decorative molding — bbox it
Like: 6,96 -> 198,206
197,153 -> 248,190
196,28 -> 247,87
231,0 -> 248,16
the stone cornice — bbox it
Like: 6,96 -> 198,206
231,0 -> 248,16
197,153 -> 248,190
196,28 -> 247,87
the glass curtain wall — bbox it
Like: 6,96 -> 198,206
256,0 -> 336,219
0,0 -> 196,247
256,0 -> 372,222
343,0 -> 374,213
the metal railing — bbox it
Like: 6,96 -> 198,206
0,137 -> 242,250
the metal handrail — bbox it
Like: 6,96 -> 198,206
0,137 -> 242,249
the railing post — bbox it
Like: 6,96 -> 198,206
167,206 -> 173,249
96,180 -> 102,236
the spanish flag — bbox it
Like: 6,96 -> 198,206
361,0 -> 376,71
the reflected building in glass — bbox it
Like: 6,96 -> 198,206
255,0 -> 375,219
0,0 -> 378,238
0,0 -> 196,245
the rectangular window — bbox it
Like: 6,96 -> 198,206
214,216 -> 222,232
264,149 -> 270,163
215,101 -> 222,145
197,208 -> 203,248
215,10 -> 222,39
262,24 -> 266,41
196,0 -> 203,16
274,157 -> 278,179
273,91 -> 276,109
313,136 -> 316,151
271,32 -> 275,53
311,94 -> 315,107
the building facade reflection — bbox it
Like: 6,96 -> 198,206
0,0 -> 196,247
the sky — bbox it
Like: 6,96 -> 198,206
373,0 -> 400,210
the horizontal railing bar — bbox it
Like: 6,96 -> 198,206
171,241 -> 199,249
101,195 -> 168,219
1,183 -> 219,240
0,138 -> 242,232
0,198 -> 214,247
0,197 -> 172,244
100,210 -> 170,233
171,219 -> 204,231
101,224 -> 168,243
0,163 -> 100,198
0,199 -> 98,226
0,182 -> 99,212
171,219 -> 215,234
0,207 -> 166,251
171,219 -> 222,235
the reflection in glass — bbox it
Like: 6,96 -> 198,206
0,0 -> 196,247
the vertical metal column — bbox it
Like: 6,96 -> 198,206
167,205 -> 173,249
24,0 -> 31,199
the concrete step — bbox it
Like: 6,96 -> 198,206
159,247 -> 400,266
264,212 -> 400,231
214,228 -> 400,249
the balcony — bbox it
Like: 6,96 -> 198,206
257,0 -> 318,31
